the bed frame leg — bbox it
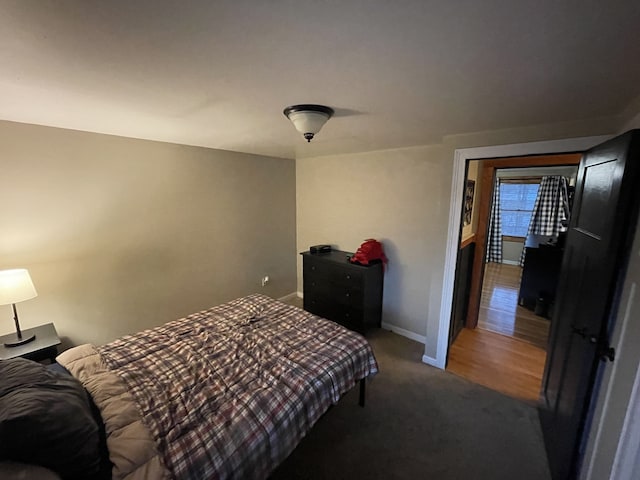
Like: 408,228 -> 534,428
359,378 -> 365,407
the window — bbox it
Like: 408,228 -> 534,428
499,182 -> 539,237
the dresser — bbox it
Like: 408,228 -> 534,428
519,234 -> 563,315
301,250 -> 384,334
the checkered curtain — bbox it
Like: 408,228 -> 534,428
519,176 -> 570,266
485,177 -> 502,263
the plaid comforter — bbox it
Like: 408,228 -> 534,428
97,294 -> 378,480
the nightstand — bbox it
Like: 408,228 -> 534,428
0,323 -> 61,363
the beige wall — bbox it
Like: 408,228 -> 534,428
296,144 -> 450,345
619,94 -> 640,132
501,240 -> 523,264
296,117 -> 620,356
0,121 -> 297,348
621,111 -> 640,131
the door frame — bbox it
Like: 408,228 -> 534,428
464,154 -> 582,330
424,134 -> 612,369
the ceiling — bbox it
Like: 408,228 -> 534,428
1,0 -> 639,159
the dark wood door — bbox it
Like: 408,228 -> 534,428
539,130 -> 640,479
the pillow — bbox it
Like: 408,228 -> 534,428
0,358 -> 101,479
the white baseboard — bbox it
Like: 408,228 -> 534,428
421,354 -> 440,368
502,260 -> 520,266
286,296 -> 428,350
278,292 -> 300,302
381,322 -> 426,344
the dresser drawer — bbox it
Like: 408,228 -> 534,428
303,275 -> 330,297
333,305 -> 364,326
329,265 -> 363,289
304,296 -> 331,319
319,302 -> 365,331
333,287 -> 364,306
303,258 -> 329,280
304,294 -> 363,324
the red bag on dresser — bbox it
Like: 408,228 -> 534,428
349,239 -> 388,267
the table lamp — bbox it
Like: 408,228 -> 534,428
0,269 -> 38,347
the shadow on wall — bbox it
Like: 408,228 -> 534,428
378,238 -> 430,332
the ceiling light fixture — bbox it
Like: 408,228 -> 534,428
283,104 -> 334,142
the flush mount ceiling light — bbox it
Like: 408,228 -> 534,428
283,104 -> 334,142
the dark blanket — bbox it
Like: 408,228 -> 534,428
0,358 -> 101,479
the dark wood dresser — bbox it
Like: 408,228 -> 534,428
519,234 -> 564,314
301,250 -> 383,333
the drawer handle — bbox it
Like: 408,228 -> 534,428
345,292 -> 350,297
346,274 -> 351,279
311,282 -> 315,287
311,266 -> 316,271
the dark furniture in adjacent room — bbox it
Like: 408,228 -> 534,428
301,249 -> 384,333
450,239 -> 475,346
0,322 -> 61,363
519,234 -> 564,315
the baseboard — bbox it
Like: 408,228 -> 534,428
380,323 -> 440,367
381,322 -> 426,344
502,260 -> 520,266
278,292 -> 300,302
421,354 -> 440,368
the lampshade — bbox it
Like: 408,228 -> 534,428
0,269 -> 38,305
283,104 -> 334,142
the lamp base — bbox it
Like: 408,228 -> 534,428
3,333 -> 36,348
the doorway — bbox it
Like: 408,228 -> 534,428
446,154 -> 581,402
478,164 -> 579,347
428,135 -> 611,369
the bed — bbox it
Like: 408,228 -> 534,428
0,294 -> 378,480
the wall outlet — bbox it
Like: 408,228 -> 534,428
261,275 -> 270,287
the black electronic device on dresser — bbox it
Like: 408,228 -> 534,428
301,249 -> 383,334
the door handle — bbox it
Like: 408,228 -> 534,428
598,346 -> 615,362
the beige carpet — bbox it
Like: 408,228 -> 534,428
270,328 -> 551,480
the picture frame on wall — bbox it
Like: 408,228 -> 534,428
463,180 -> 475,226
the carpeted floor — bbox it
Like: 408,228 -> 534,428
270,329 -> 551,480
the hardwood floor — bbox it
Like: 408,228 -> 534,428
447,327 -> 546,403
447,262 -> 549,403
478,263 -> 550,350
